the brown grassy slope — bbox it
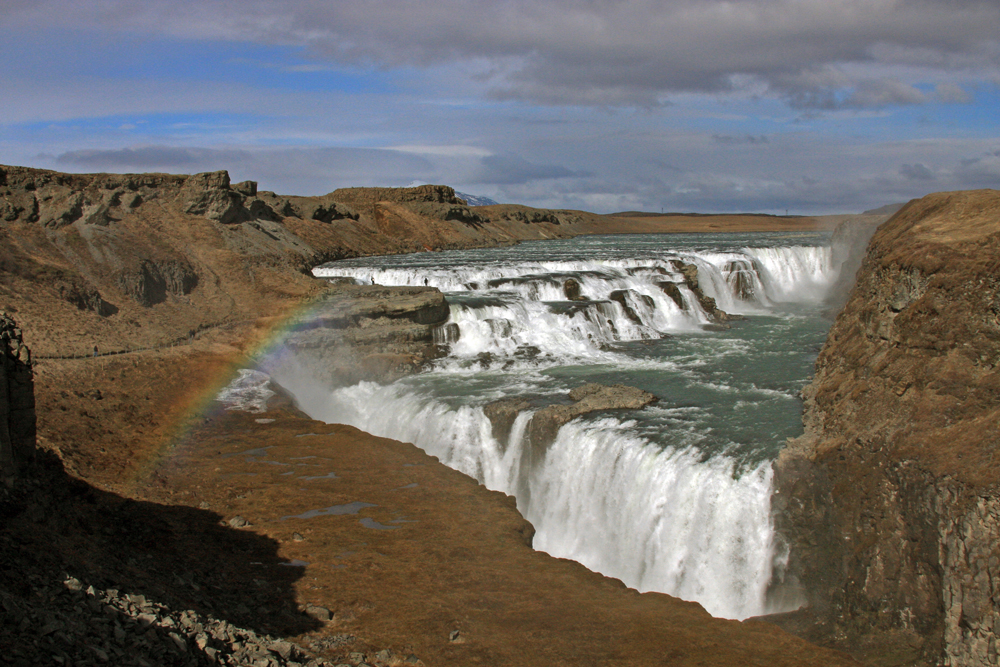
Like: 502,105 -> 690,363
802,189 -> 1000,486
0,167 -> 604,358
593,212 -> 830,233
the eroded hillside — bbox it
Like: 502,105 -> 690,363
0,165 -> 595,358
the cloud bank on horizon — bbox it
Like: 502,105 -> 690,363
1,0 -> 997,214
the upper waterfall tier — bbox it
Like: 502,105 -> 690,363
314,233 -> 840,365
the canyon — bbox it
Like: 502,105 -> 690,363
1,163 -> 996,665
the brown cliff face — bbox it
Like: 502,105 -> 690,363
0,314 -> 35,476
0,165 -> 595,359
772,189 -> 1000,665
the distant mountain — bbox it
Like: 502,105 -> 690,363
863,202 -> 907,216
455,191 -> 500,206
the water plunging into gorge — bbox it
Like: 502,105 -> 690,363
276,232 -> 839,620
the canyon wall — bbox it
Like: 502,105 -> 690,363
0,313 -> 35,477
773,189 -> 1000,665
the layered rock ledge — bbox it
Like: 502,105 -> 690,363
276,284 -> 451,385
483,383 -> 658,452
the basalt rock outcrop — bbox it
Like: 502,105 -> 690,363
0,165 -> 276,229
527,383 -> 658,451
326,184 -> 491,228
0,314 -> 35,477
482,383 -> 658,456
771,189 -> 1000,666
649,261 -> 741,327
330,184 -> 467,208
482,397 -> 533,447
608,289 -> 654,325
676,261 -> 742,325
274,284 -> 451,385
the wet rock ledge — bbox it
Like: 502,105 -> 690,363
484,383 -> 658,452
277,284 -> 450,385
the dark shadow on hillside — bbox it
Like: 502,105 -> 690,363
0,449 -> 322,665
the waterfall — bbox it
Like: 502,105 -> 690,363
315,245 -> 839,365
275,235 -> 838,620
278,379 -> 780,620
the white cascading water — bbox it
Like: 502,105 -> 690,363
265,240 -> 840,619
275,376 -> 783,620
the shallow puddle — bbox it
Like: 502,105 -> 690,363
281,501 -> 376,520
299,472 -> 338,481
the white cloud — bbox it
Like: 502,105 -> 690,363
2,0 -> 997,215
845,79 -> 929,107
934,82 -> 973,103
5,0 -> 998,107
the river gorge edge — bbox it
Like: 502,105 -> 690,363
769,189 -> 1000,666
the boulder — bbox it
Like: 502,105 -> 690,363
563,278 -> 586,301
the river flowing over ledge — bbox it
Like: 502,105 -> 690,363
250,232 -> 846,621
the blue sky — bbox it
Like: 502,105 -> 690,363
1,1 -> 997,214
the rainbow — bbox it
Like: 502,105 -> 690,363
140,294 -> 335,479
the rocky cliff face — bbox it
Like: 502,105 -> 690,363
772,189 -> 1000,665
271,284 -> 452,385
0,165 -> 595,359
0,313 -> 35,477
